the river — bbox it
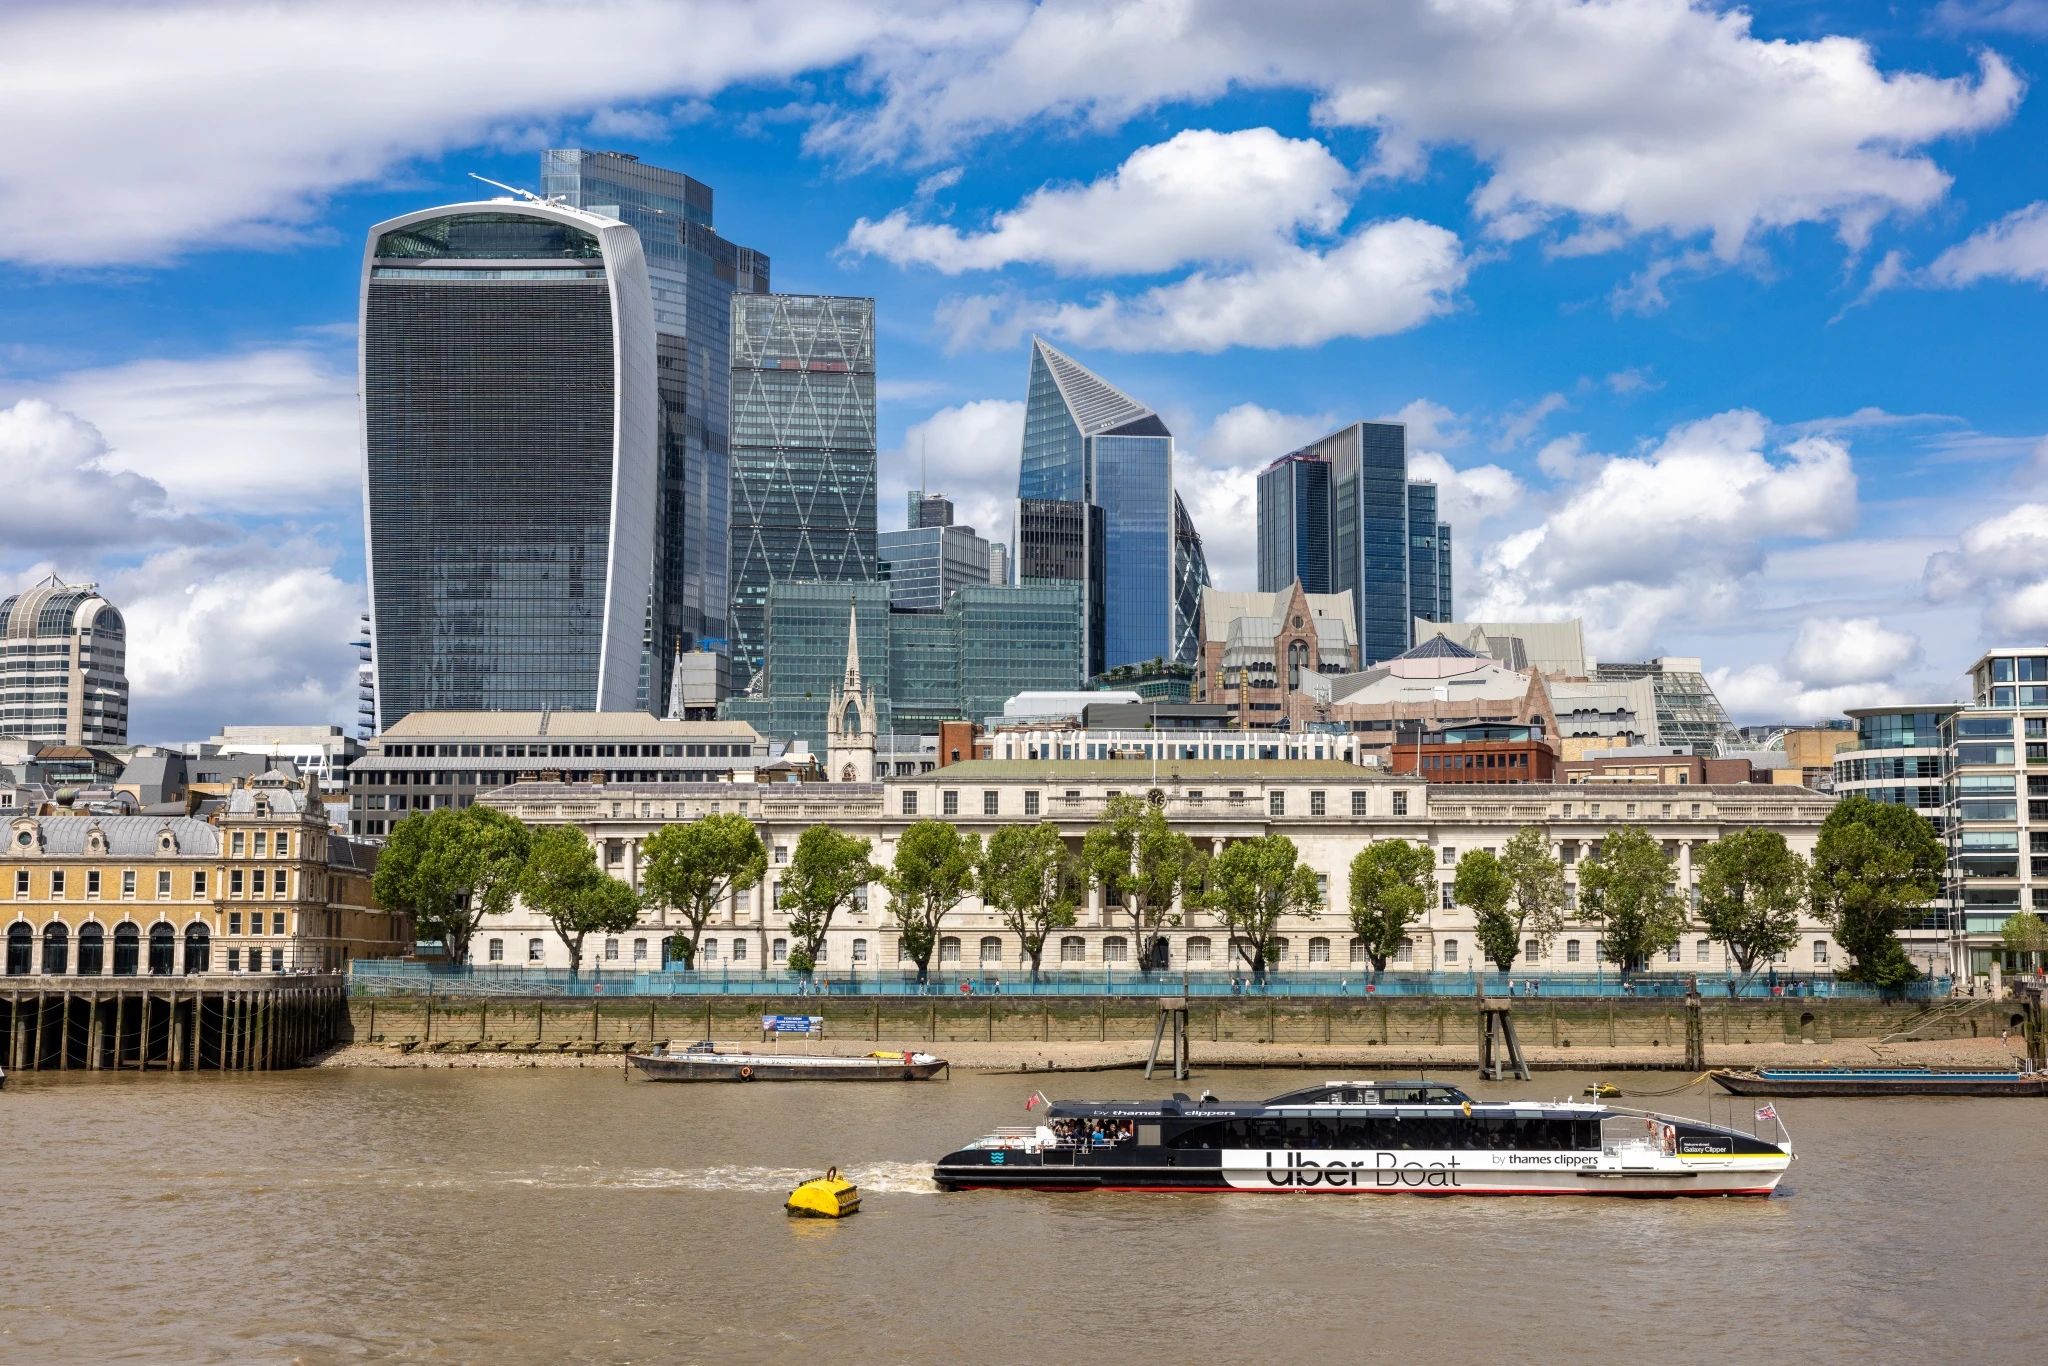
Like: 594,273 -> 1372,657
2,1065 -> 2039,1364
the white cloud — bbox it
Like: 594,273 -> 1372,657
1407,451 -> 1523,530
1609,249 -> 1717,315
1928,201 -> 2048,287
1784,616 -> 1920,687
1604,367 -> 1661,396
105,538 -> 363,743
1710,663 -> 1903,724
881,398 -> 1028,539
941,217 -> 1468,353
1922,501 -> 2048,634
1198,403 -> 1335,467
822,0 -> 2019,258
846,128 -> 1352,276
37,348 -> 359,517
1494,392 -> 1568,452
0,398 -> 218,558
1473,409 -> 1858,657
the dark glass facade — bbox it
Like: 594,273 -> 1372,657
1256,454 -> 1330,594
1017,498 -> 1105,675
360,204 -> 656,728
543,149 -> 769,709
1406,482 -> 1441,630
727,295 -> 877,691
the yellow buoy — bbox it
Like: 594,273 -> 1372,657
786,1167 -> 860,1218
1584,1082 -> 1621,1098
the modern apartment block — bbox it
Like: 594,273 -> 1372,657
1015,339 -> 1209,672
1255,423 -> 1453,666
0,576 -> 128,746
727,294 -> 878,691
1832,704 -> 1957,974
359,196 -> 657,727
542,149 -> 770,710
1944,649 -> 2048,976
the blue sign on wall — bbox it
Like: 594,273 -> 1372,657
762,1014 -> 824,1033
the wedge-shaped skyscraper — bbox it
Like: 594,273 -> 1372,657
359,198 -> 658,728
1015,338 -> 1208,672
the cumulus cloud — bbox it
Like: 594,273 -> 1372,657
0,398 -> 218,558
1923,501 -> 2048,634
846,128 -> 1352,276
1710,663 -> 1904,724
1784,616 -> 1920,688
1472,409 -> 1858,657
941,217 -> 1468,353
1407,451 -> 1524,529
1928,201 -> 2048,287
881,398 -> 1028,540
1199,403 -> 1336,467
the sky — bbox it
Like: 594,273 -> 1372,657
4,0 -> 2048,743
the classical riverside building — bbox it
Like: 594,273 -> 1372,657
723,580 -> 1086,754
543,149 -> 770,710
0,575 -> 129,746
345,711 -> 769,839
475,764 -> 1840,977
1195,583 -> 1360,725
359,196 -> 657,727
1015,338 -> 1209,672
1255,425 -> 1452,666
727,293 -> 877,691
1,772 -> 404,979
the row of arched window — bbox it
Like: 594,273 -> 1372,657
3,920 -> 211,976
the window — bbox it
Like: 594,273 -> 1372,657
1443,939 -> 1459,963
12,870 -> 25,899
701,940 -> 719,964
252,870 -> 266,898
1315,873 -> 1329,905
1309,790 -> 1326,817
1441,885 -> 1454,909
942,790 -> 959,816
527,938 -> 544,962
983,791 -> 999,816
1812,940 -> 1829,965
193,871 -> 207,897
1351,791 -> 1369,816
254,832 -> 267,858
1395,938 -> 1413,964
227,948 -> 240,972
1523,939 -> 1538,962
1565,886 -> 1578,912
1566,939 -> 1581,963
275,833 -> 289,858
1441,845 -> 1456,865
852,938 -> 868,964
1060,935 -> 1085,963
1269,791 -> 1285,816
1103,936 -> 1128,963
633,937 -> 647,963
488,937 -> 504,962
1308,937 -> 1331,963
1393,791 -> 1408,816
1269,939 -> 1288,964
271,948 -> 283,972
1625,803 -> 1637,818
1350,937 -> 1368,964
602,937 -> 619,961
774,844 -> 787,864
273,912 -> 285,935
51,870 -> 65,897
231,832 -> 245,856
156,871 -> 171,899
1665,944 -> 1681,964
772,937 -> 787,962
980,935 -> 1003,965
121,870 -> 135,898
1696,939 -> 1711,963
1024,791 -> 1040,816
229,870 -> 243,898
940,936 -> 962,963
902,791 -> 918,816
86,870 -> 101,899
1690,803 -> 1702,817
1188,936 -> 1212,963
729,940 -> 749,965
229,912 -> 242,935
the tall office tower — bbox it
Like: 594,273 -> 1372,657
908,490 -> 955,528
360,198 -> 656,727
988,542 -> 1011,587
1015,337 -> 1208,671
727,294 -> 877,691
1254,422 -> 1455,666
878,523 -> 1001,610
352,612 -> 376,739
542,149 -> 769,710
0,575 -> 128,745
1016,497 -> 1106,674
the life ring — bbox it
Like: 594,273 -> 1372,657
738,1066 -> 754,1080
825,1166 -> 838,1181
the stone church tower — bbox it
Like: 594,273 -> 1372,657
825,603 -> 877,783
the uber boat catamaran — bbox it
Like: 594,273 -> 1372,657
934,1081 -> 1792,1197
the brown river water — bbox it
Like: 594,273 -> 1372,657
2,1065 -> 2041,1364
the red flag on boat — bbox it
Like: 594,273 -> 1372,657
1026,1090 -> 1050,1111
1755,1103 -> 1777,1122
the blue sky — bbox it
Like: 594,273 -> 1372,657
4,0 -> 2048,741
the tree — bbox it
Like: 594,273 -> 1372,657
885,820 -> 982,984
1811,796 -> 1944,990
1206,834 -> 1319,976
638,813 -> 767,970
2001,910 -> 2048,973
1579,826 -> 1688,973
1498,825 -> 1567,969
371,805 -> 532,965
1452,848 -> 1516,971
518,825 -> 641,975
1081,793 -> 1204,971
1695,828 -> 1807,978
779,825 -> 878,976
978,822 -> 1080,982
1348,839 -> 1436,973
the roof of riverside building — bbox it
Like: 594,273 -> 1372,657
918,759 -> 1387,782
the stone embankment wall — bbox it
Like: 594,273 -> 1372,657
346,995 -> 2021,1055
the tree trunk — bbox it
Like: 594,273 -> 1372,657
566,937 -> 583,977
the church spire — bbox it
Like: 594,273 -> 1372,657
665,641 -> 686,720
843,600 -> 862,690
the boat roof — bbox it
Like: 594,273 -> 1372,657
1044,1082 -> 1617,1121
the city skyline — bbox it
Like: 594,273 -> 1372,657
4,3 -> 2048,739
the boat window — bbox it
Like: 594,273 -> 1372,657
1168,1112 -> 1600,1151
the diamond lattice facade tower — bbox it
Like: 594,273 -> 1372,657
0,575 -> 128,745
359,199 -> 657,728
1014,338 -> 1208,674
542,149 -> 769,711
727,294 -> 878,691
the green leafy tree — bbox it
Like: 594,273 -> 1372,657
638,813 -> 767,970
978,822 -> 1080,982
2001,910 -> 2048,972
371,805 -> 532,965
1498,826 -> 1567,968
1207,834 -> 1320,976
518,825 -> 642,975
1579,826 -> 1688,974
1695,827 -> 1807,978
779,825 -> 879,977
1348,839 -> 1436,973
885,820 -> 983,983
1452,848 -> 1517,971
1081,794 -> 1205,971
1811,796 -> 1945,990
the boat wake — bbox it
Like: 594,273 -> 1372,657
496,1161 -> 940,1195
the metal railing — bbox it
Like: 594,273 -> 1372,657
347,960 -> 1953,1001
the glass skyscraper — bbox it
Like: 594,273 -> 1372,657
359,199 -> 657,728
541,149 -> 769,710
1254,421 -> 1453,666
1014,338 -> 1208,673
878,524 -> 999,610
727,294 -> 878,692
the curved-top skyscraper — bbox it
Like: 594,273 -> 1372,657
358,197 -> 657,729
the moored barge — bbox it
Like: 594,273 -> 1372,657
1712,1066 -> 2046,1098
934,1081 -> 1791,1197
628,1042 -> 948,1082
